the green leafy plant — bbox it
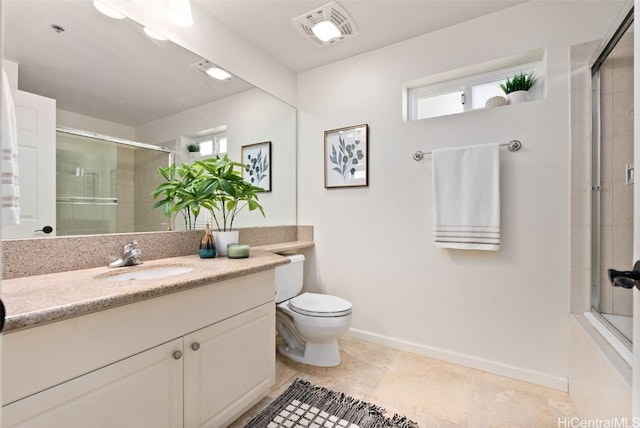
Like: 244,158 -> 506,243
195,155 -> 265,231
186,142 -> 200,153
151,162 -> 209,230
500,72 -> 537,95
151,155 -> 265,232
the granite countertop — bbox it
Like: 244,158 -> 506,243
2,249 -> 291,333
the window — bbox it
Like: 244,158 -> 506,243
190,132 -> 227,156
404,49 -> 544,121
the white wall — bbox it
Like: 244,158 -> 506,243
297,0 -> 626,390
56,109 -> 135,141
135,88 -> 297,228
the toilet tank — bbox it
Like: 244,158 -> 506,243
275,254 -> 305,303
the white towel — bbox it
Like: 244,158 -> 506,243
1,69 -> 20,225
432,143 -> 500,251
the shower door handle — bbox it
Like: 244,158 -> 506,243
608,261 -> 640,290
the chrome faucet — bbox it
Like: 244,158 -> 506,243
109,240 -> 143,268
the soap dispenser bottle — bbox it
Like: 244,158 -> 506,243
199,223 -> 216,258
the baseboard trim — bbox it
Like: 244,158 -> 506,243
346,328 -> 568,391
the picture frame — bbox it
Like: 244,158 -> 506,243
242,141 -> 271,192
324,124 -> 368,188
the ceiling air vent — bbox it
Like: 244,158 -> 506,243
292,1 -> 359,47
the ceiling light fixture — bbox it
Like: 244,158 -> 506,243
168,0 -> 194,28
93,0 -> 126,19
191,60 -> 233,81
292,1 -> 358,47
206,67 -> 232,81
311,21 -> 341,42
143,27 -> 168,41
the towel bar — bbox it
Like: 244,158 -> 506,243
412,140 -> 522,161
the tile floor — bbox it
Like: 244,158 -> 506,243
230,336 -> 577,428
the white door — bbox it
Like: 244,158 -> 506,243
1,89 -> 55,239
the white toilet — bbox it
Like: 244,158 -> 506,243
275,254 -> 353,367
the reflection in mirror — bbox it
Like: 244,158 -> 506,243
56,128 -> 171,236
3,0 -> 296,239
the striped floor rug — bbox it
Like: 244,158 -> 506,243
243,379 -> 418,428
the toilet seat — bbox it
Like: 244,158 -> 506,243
288,292 -> 352,317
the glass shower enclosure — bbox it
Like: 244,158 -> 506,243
591,9 -> 634,344
56,128 -> 171,236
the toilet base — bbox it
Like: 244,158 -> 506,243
278,339 -> 341,367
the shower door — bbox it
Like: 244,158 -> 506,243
591,9 -> 634,344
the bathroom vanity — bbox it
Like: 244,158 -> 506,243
1,250 -> 291,427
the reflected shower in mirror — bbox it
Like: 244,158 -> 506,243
56,129 -> 171,236
3,0 -> 296,238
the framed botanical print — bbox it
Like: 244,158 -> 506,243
324,124 -> 368,188
242,141 -> 271,192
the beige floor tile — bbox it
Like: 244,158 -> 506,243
231,336 -> 577,428
467,371 -> 577,428
374,351 -> 475,425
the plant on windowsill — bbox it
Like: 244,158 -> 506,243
186,142 -> 201,159
186,142 -> 200,153
500,72 -> 537,104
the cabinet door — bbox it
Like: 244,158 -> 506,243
3,338 -> 184,428
184,303 -> 275,428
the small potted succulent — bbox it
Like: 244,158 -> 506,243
186,142 -> 201,159
500,72 -> 537,104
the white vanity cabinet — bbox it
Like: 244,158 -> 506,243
2,270 -> 276,428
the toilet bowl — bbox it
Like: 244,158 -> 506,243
275,255 -> 352,367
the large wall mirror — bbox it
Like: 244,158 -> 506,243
3,0 -> 296,239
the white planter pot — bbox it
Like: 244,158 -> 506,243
213,230 -> 239,257
507,90 -> 528,104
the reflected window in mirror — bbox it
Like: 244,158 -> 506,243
191,131 -> 228,157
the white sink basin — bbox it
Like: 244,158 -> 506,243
104,267 -> 193,282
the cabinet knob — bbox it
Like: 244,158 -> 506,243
191,342 -> 200,351
172,350 -> 183,360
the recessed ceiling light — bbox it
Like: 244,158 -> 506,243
93,0 -> 126,19
206,67 -> 232,81
191,60 -> 234,81
143,27 -> 167,41
311,21 -> 341,42
168,0 -> 194,28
